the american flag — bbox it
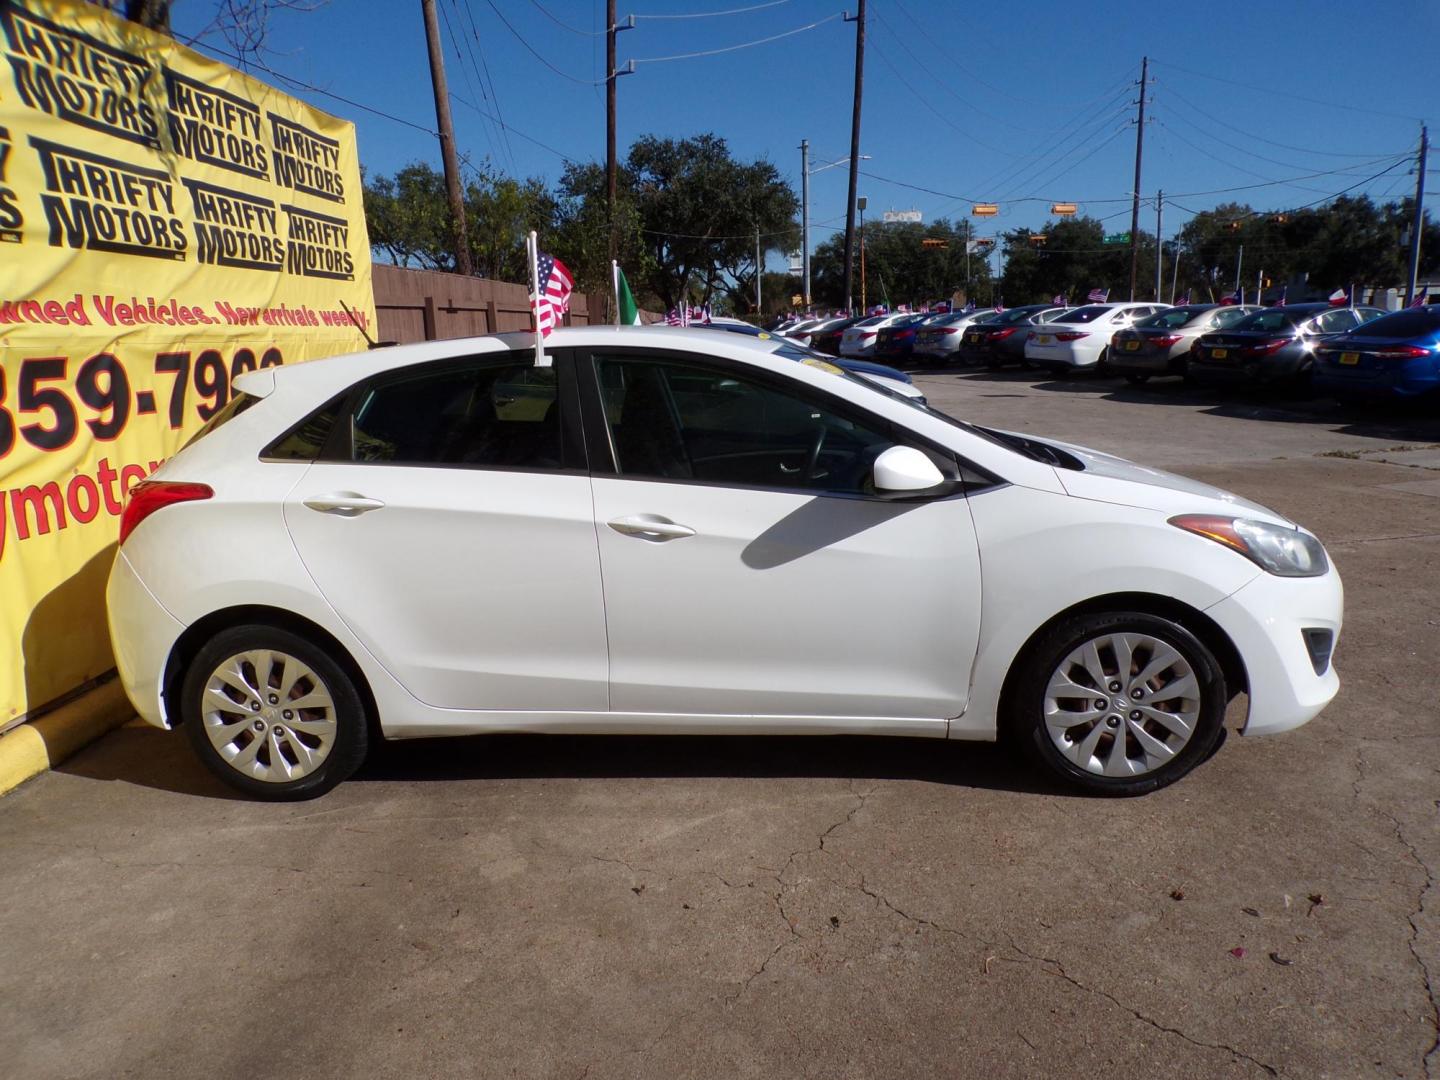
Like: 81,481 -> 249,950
1051,294 -> 1068,306
993,298 -> 1004,312
1174,292 -> 1190,305
531,252 -> 574,338
1273,286 -> 1287,307
1087,287 -> 1109,303
665,308 -> 681,326
1411,288 -> 1431,308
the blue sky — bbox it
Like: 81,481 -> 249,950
175,0 -> 1438,268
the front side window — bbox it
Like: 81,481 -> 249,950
1316,309 -> 1357,333
347,359 -> 563,469
594,354 -> 895,494
1212,306 -> 1251,328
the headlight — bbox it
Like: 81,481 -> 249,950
1169,514 -> 1329,577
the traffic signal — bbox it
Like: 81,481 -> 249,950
1227,221 -> 1242,231
1028,234 -> 1047,246
1272,214 -> 1287,224
921,238 -> 949,249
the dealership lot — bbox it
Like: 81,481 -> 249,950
2,369 -> 1438,1079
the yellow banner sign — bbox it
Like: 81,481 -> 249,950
0,0 -> 375,726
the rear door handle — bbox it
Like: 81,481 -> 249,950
303,492 -> 386,517
607,514 -> 696,542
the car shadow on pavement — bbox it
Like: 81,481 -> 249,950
59,724 -> 1078,798
356,732 -> 1073,796
951,369 -> 1440,442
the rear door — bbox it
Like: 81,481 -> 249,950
282,349 -> 608,712
578,346 -> 984,722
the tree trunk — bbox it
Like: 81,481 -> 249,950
125,0 -> 172,32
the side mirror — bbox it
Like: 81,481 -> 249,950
873,445 -> 946,494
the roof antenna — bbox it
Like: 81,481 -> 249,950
339,299 -> 380,349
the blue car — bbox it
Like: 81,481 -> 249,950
1313,306 -> 1440,401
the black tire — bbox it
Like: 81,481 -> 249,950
1005,611 -> 1227,796
1047,364 -> 1068,378
1123,372 -> 1151,385
181,624 -> 369,800
985,355 -> 1006,370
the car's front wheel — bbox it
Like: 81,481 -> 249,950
1007,612 -> 1227,795
181,625 -> 369,800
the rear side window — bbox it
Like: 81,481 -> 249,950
349,361 -> 562,469
183,392 -> 259,450
266,394 -> 345,461
1354,309 -> 1440,337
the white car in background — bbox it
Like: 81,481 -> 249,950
910,309 -> 1006,364
107,325 -> 1341,801
839,312 -> 917,358
1024,302 -> 1169,374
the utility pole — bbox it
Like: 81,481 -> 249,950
606,0 -> 618,267
1170,250 -> 1180,304
1128,56 -> 1148,301
1234,245 -> 1243,302
800,139 -> 811,307
1154,190 -> 1163,302
420,0 -> 472,276
859,197 -> 867,311
842,0 -> 866,314
1257,268 -> 1263,304
755,227 -> 762,313
1406,123 -> 1428,306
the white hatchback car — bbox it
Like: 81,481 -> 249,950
108,327 -> 1342,801
1024,302 -> 1169,373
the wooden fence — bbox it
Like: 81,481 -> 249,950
369,263 -> 602,344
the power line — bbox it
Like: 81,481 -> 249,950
440,0 -> 511,173
632,0 -> 793,19
456,2 -> 519,169
868,41 -> 1013,155
1150,57 -> 1425,123
178,37 -> 439,135
631,11 -> 844,63
525,0 -> 605,35
476,0 -> 606,84
1007,124 -> 1132,202
868,6 -> 1013,133
451,91 -> 579,163
1159,79 -> 1410,160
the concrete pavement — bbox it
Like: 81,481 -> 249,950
2,368 -> 1437,1079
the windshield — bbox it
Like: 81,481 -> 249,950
1053,305 -> 1111,324
1138,305 -> 1211,329
988,306 -> 1045,325
1232,309 -> 1306,333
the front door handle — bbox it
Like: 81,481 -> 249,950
607,514 -> 696,542
303,492 -> 386,517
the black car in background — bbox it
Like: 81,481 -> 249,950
808,316 -> 866,356
956,305 -> 1071,367
1190,303 -> 1386,387
872,313 -> 932,363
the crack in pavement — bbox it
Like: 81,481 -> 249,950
1003,934 -> 1280,1077
1354,748 -> 1439,1078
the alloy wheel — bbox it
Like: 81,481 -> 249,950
1042,632 -> 1201,778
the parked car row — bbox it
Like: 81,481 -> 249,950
774,302 -> 1440,401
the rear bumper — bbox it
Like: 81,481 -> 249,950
1107,348 -> 1183,373
1315,363 -> 1440,398
1205,565 -> 1344,737
106,551 -> 186,730
1190,352 -> 1305,383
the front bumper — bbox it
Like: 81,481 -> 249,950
1205,563 -> 1344,736
106,551 -> 186,730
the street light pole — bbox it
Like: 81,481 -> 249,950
800,139 -> 811,307
842,0 -> 866,314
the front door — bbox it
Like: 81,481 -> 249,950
283,350 -> 608,712
582,348 -> 982,721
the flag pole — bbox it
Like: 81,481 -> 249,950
612,259 -> 620,327
528,230 -> 551,368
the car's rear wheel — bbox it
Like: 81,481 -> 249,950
1007,612 -> 1227,796
182,625 -> 369,800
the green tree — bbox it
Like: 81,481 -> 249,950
998,216 -> 1163,304
362,162 -> 555,279
625,134 -> 799,311
809,219 -> 994,310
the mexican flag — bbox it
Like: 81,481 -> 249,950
614,262 -> 641,325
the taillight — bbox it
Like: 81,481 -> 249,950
1152,334 -> 1182,347
119,480 -> 213,545
992,327 -> 1018,340
1054,331 -> 1088,342
938,328 -> 959,336
1250,337 -> 1292,355
860,331 -> 877,338
1372,345 -> 1430,359
1025,331 -> 1036,341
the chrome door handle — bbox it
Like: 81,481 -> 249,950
303,492 -> 386,516
607,515 -> 696,542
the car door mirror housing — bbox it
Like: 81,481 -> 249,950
873,445 -> 947,494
